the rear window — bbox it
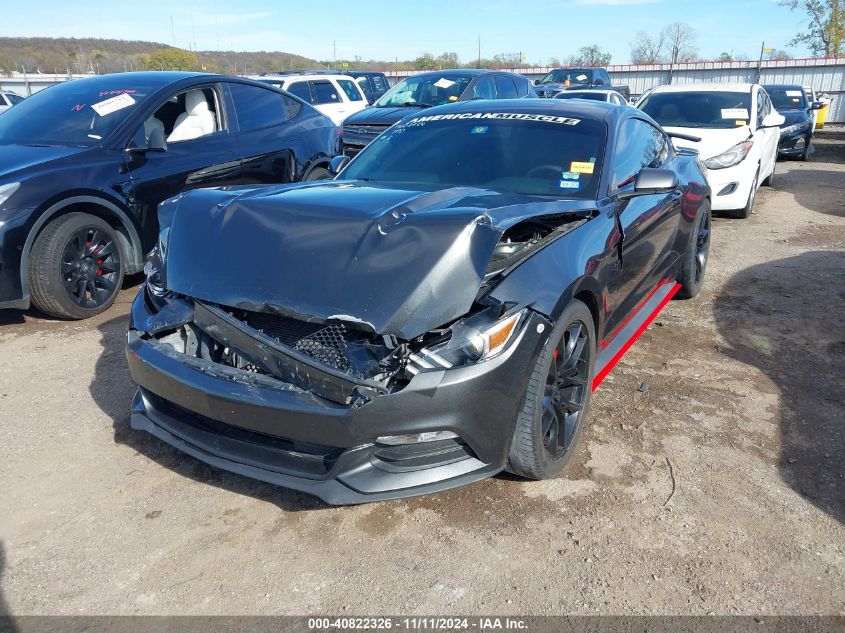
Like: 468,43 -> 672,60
765,87 -> 807,111
639,91 -> 752,129
343,112 -> 605,199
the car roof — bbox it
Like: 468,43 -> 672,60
81,71 -> 218,85
264,74 -> 357,82
560,89 -> 616,95
407,97 -> 620,123
649,82 -> 756,94
410,69 -> 497,78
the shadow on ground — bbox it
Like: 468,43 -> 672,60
0,543 -> 16,633
772,130 -> 845,219
89,313 -> 329,513
713,250 -> 845,524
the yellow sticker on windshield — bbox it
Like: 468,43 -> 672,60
570,161 -> 595,174
736,120 -> 746,126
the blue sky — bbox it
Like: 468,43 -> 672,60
4,0 -> 812,64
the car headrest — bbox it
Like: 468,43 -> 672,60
185,90 -> 210,115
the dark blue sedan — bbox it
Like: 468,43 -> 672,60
0,72 -> 339,318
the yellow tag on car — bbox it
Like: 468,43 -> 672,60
570,161 -> 595,174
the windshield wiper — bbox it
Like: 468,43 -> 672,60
399,101 -> 434,108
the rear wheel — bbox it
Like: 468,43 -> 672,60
28,213 -> 124,319
725,168 -> 758,219
507,300 -> 595,479
676,199 -> 711,299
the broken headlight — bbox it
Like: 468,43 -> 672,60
407,309 -> 525,375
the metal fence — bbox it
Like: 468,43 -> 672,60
3,57 -> 843,122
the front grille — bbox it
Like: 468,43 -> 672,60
343,124 -> 388,137
238,310 -> 351,373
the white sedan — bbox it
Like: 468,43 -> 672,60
255,73 -> 368,125
553,89 -> 628,106
637,83 -> 784,219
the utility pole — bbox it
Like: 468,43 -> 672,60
333,40 -> 337,71
170,15 -> 176,47
756,41 -> 765,83
477,35 -> 481,68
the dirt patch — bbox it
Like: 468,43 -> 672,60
0,132 -> 843,616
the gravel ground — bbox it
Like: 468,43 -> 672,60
0,131 -> 843,616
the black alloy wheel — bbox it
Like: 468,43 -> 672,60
29,212 -> 125,319
541,322 -> 590,460
60,226 -> 121,309
507,299 -> 596,480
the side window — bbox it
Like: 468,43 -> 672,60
228,82 -> 286,132
494,75 -> 518,99
471,75 -> 496,100
8,94 -> 24,105
597,69 -> 610,86
286,81 -> 313,103
371,75 -> 388,92
145,86 -> 223,144
612,118 -> 668,190
355,76 -> 370,93
516,76 -> 531,97
312,81 -> 341,105
281,94 -> 302,119
337,79 -> 364,102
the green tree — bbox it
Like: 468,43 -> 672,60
717,52 -> 734,61
414,52 -> 437,70
567,45 -> 612,66
780,0 -> 843,55
145,48 -> 198,71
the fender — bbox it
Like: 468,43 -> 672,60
19,195 -> 144,306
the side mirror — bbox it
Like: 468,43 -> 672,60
810,101 -> 825,110
329,154 -> 350,176
533,79 -> 540,86
618,168 -> 678,199
594,78 -> 605,86
760,112 -> 785,129
147,127 -> 168,152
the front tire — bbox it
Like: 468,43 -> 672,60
725,168 -> 758,219
28,213 -> 124,319
676,199 -> 711,299
304,166 -> 330,182
507,300 -> 596,480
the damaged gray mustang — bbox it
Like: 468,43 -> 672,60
127,100 -> 711,504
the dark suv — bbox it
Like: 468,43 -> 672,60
346,71 -> 390,103
0,72 -> 339,319
341,69 -> 536,157
762,84 -> 824,160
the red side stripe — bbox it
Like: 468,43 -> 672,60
592,282 -> 681,391
600,278 -> 672,349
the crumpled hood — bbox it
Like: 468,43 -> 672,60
0,144 -> 87,179
664,125 -> 753,161
343,106 -> 420,126
160,182 -> 594,339
779,110 -> 809,126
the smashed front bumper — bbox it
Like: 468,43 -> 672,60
126,288 -> 549,504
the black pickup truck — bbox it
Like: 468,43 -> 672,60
533,67 -> 629,100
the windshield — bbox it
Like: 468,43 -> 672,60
0,77 -> 159,147
374,74 -> 472,108
342,112 -> 605,199
540,69 -> 593,85
766,87 -> 807,111
639,91 -> 752,129
556,92 -> 607,102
